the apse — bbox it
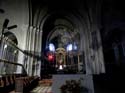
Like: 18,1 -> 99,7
42,13 -> 81,54
42,14 -> 83,73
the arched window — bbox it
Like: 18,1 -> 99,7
66,44 -> 73,51
49,43 -> 55,52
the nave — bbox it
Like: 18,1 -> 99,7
1,0 -> 125,92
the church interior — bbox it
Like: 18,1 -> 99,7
0,0 -> 125,93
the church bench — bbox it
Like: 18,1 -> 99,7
15,76 -> 39,92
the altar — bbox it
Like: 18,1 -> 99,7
54,47 -> 85,74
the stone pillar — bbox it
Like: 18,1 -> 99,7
27,26 -> 33,76
29,27 -> 36,76
0,38 -> 5,74
33,28 -> 38,76
36,30 -> 42,77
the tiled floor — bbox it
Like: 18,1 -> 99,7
31,79 -> 52,93
31,85 -> 52,93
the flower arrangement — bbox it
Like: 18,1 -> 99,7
60,78 -> 88,93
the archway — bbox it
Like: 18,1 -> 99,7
0,31 -> 18,74
29,0 -> 105,76
41,10 -> 86,77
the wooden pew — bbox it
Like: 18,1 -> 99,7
0,74 -> 40,92
15,76 -> 39,92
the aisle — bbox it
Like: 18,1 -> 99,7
31,79 -> 52,93
31,85 -> 52,93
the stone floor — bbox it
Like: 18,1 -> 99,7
31,85 -> 52,93
10,63 -> 125,93
30,79 -> 52,93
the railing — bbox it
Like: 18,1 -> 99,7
0,35 -> 41,76
0,59 -> 27,75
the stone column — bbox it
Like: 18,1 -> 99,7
33,28 -> 39,76
36,30 -> 42,77
29,27 -> 36,76
27,26 -> 33,76
0,38 -> 5,74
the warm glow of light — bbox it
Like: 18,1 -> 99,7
59,65 -> 63,70
48,54 -> 54,61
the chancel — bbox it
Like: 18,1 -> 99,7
0,0 -> 125,93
